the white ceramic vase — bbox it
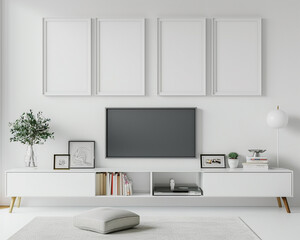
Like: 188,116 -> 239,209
228,158 -> 239,168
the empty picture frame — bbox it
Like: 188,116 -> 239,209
43,18 -> 92,96
96,19 -> 145,96
212,18 -> 262,96
158,19 -> 206,96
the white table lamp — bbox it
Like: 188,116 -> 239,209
266,106 -> 288,167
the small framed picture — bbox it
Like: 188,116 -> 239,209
68,141 -> 95,169
53,154 -> 70,170
200,154 -> 226,168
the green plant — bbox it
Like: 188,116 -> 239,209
9,109 -> 54,146
228,152 -> 238,159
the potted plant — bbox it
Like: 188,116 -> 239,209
9,110 -> 54,167
228,152 -> 239,168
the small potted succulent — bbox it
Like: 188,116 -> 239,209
228,152 -> 239,168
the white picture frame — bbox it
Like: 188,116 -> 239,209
158,18 -> 206,96
68,141 -> 95,169
96,19 -> 145,96
212,18 -> 262,96
43,18 -> 92,96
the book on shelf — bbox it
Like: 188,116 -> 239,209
120,173 -> 123,195
117,174 -> 120,195
96,173 -> 107,195
96,173 -> 101,195
244,156 -> 269,170
246,160 -> 269,164
242,163 -> 269,170
97,172 -> 133,196
106,173 -> 110,195
100,173 -> 103,195
101,173 -> 105,195
246,156 -> 268,162
103,173 -> 106,195
113,173 -> 118,195
110,173 -> 114,195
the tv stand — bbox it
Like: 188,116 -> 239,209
6,168 -> 293,213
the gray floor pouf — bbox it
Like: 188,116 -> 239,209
73,208 -> 140,234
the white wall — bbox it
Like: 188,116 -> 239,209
0,0 -> 2,206
1,0 -> 300,206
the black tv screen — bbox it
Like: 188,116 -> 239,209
106,108 -> 196,158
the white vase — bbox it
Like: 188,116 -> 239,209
228,158 -> 239,168
25,145 -> 37,167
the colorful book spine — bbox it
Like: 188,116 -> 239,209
111,173 -> 114,195
246,157 -> 268,162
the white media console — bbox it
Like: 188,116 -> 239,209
6,168 -> 293,213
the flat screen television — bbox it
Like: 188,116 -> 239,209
106,108 -> 196,158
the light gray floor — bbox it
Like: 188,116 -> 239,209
0,207 -> 299,240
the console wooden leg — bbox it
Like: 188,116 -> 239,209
276,197 -> 282,208
9,197 -> 16,213
282,197 -> 291,213
16,197 -> 21,208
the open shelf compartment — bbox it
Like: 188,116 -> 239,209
95,171 -> 151,197
152,172 -> 202,196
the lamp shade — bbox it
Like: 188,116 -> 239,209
266,107 -> 288,129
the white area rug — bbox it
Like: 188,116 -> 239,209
9,216 -> 261,240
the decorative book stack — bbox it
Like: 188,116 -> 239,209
96,172 -> 133,196
243,157 -> 269,170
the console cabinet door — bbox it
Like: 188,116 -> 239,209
202,173 -> 292,197
6,173 -> 95,197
